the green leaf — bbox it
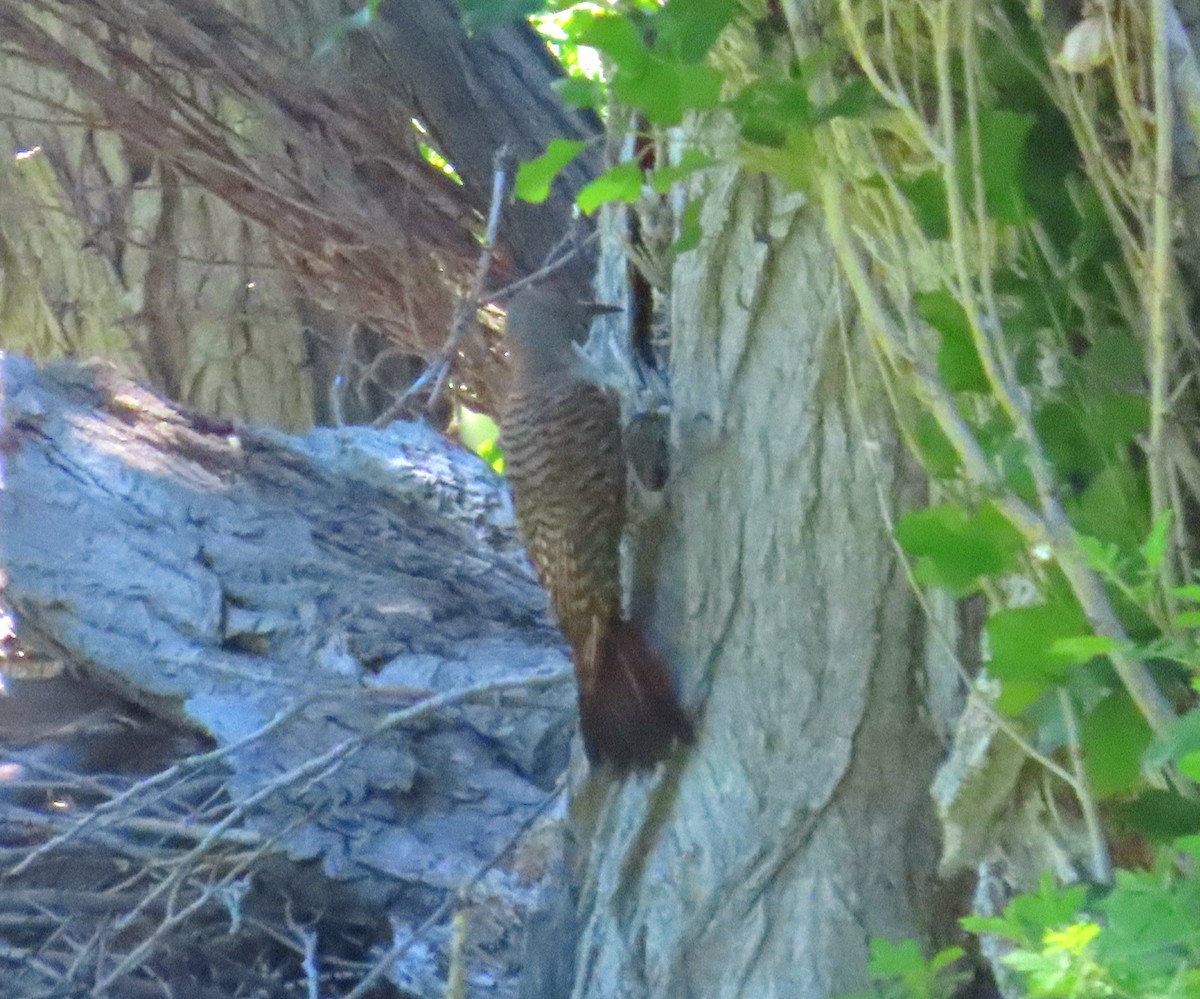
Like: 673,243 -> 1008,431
1097,869 -> 1200,980
986,601 -> 1092,684
1173,610 -> 1200,628
671,197 -> 704,253
1067,464 -> 1149,550
1179,750 -> 1200,782
650,150 -> 715,193
1081,692 -> 1153,797
866,937 -> 926,978
1145,709 -> 1200,768
1142,510 -> 1172,572
895,501 -> 1024,594
917,290 -> 989,392
929,946 -> 966,973
1110,790 -> 1200,839
963,874 -> 1089,945
729,77 -> 813,140
1035,401 -> 1102,478
1050,635 -> 1120,659
913,410 -> 961,478
897,171 -> 950,240
1171,584 -> 1200,604
1080,332 -> 1145,392
1068,179 -> 1117,271
811,77 -> 881,125
960,915 -> 1019,940
639,60 -> 724,126
739,125 -> 818,191
1088,392 -> 1150,454
458,0 -> 543,32
570,12 -> 648,67
552,76 -> 603,109
655,0 -> 739,63
576,161 -> 644,214
996,680 -> 1048,716
515,138 -> 588,204
960,109 -> 1036,224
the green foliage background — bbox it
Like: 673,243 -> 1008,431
475,0 -> 1200,994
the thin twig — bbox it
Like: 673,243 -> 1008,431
486,226 -> 602,305
1147,0 -> 1175,560
374,145 -> 517,427
5,694 -> 322,879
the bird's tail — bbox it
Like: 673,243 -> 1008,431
576,620 -> 694,769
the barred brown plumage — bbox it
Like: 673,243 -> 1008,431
500,286 -> 693,769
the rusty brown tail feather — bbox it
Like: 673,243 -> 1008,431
576,620 -> 694,769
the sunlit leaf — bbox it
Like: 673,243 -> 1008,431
1142,511 -> 1173,572
614,58 -> 723,126
1050,635 -> 1120,659
740,126 -> 818,191
515,138 -> 587,203
987,601 -> 1091,683
650,150 -> 715,193
1179,750 -> 1200,782
895,501 -> 1023,594
655,0 -> 739,63
570,12 -> 648,66
576,161 -> 644,214
552,76 -> 603,109
866,937 -> 925,978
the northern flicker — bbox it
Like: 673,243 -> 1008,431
500,286 -> 693,769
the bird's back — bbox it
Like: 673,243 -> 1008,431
501,375 -> 626,653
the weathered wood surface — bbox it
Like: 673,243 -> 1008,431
0,353 -> 574,997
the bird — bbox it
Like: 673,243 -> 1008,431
499,285 -> 693,769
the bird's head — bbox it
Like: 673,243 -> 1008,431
504,286 -> 619,379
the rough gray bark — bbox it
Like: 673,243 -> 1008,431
552,172 -> 949,997
0,353 -> 574,997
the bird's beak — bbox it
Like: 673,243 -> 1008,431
584,303 -> 622,318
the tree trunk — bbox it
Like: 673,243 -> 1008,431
559,174 -> 948,996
